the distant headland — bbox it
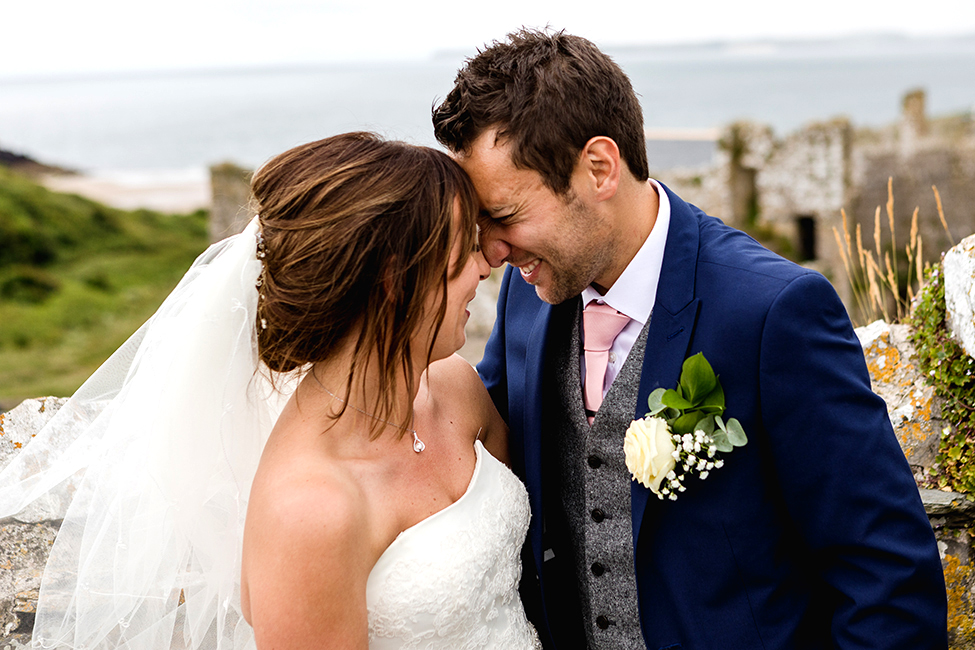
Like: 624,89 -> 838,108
0,146 -> 73,176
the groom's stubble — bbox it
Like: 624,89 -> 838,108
533,190 -> 622,305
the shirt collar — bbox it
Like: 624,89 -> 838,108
581,178 -> 671,327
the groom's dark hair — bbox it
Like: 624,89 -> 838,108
432,28 -> 649,195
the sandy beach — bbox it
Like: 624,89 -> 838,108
40,169 -> 211,214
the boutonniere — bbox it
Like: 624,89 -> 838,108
624,353 -> 748,500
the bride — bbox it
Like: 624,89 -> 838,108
0,133 -> 541,649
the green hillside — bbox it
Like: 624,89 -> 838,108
0,167 -> 209,409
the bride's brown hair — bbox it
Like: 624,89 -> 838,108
252,132 -> 479,433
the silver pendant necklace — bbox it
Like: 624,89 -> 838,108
313,372 -> 425,453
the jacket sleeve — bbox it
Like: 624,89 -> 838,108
758,272 -> 947,649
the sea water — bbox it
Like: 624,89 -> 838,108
1,37 -> 973,175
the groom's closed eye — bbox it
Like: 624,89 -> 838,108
481,203 -> 519,223
488,212 -> 517,227
477,212 -> 504,233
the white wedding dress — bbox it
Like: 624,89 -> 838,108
367,440 -> 541,649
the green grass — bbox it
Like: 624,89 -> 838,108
0,167 -> 209,409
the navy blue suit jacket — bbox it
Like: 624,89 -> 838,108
477,185 -> 947,649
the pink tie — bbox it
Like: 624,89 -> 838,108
583,301 -> 630,424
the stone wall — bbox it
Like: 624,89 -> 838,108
653,90 -> 975,308
850,140 -> 975,266
209,162 -> 255,243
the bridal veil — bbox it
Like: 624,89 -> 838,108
0,219 -> 286,650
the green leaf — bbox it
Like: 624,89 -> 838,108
673,411 -> 704,435
712,430 -> 733,453
702,380 -> 726,413
646,388 -> 667,416
679,353 -> 717,404
726,418 -> 748,447
715,415 -> 727,432
696,414 -> 716,436
661,389 -> 693,411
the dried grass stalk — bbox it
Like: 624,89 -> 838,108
831,181 -> 946,327
933,185 -> 955,246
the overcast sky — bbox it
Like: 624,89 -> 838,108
3,0 -> 975,78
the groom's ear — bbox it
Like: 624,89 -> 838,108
578,136 -> 621,202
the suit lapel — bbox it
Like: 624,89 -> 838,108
522,298 -> 554,568
631,184 -> 702,542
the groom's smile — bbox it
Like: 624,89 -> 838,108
517,258 -> 540,282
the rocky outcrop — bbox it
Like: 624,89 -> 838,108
856,320 -> 944,479
0,398 -> 74,523
945,233 -> 975,359
0,398 -> 69,646
0,522 -> 57,642
856,233 -> 975,647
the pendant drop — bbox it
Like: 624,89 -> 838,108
412,431 -> 425,453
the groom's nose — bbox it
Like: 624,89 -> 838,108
477,222 -> 510,268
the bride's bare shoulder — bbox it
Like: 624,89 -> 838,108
427,354 -> 509,462
427,353 -> 479,389
426,354 -> 490,415
243,456 -> 374,644
249,456 -> 366,531
245,453 -> 371,575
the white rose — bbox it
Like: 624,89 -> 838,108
624,417 -> 677,495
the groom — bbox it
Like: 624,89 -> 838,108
433,29 -> 947,649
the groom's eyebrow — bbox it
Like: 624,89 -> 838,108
485,204 -> 516,218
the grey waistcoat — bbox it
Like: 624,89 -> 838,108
551,302 -> 650,649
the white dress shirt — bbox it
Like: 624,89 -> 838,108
581,179 -> 671,400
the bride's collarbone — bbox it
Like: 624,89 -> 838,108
364,443 -> 477,539
373,440 -> 475,499
280,402 -> 480,554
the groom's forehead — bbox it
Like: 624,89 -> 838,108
462,164 -> 542,219
458,138 -> 511,189
458,130 -> 545,196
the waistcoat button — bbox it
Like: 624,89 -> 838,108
591,508 -> 605,522
587,455 -> 603,469
591,562 -> 605,576
596,615 -> 613,630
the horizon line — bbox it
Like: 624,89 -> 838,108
2,30 -> 974,85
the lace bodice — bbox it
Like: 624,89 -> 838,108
366,441 -> 541,649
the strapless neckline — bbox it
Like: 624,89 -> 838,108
365,439 -> 541,648
373,440 -> 485,571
